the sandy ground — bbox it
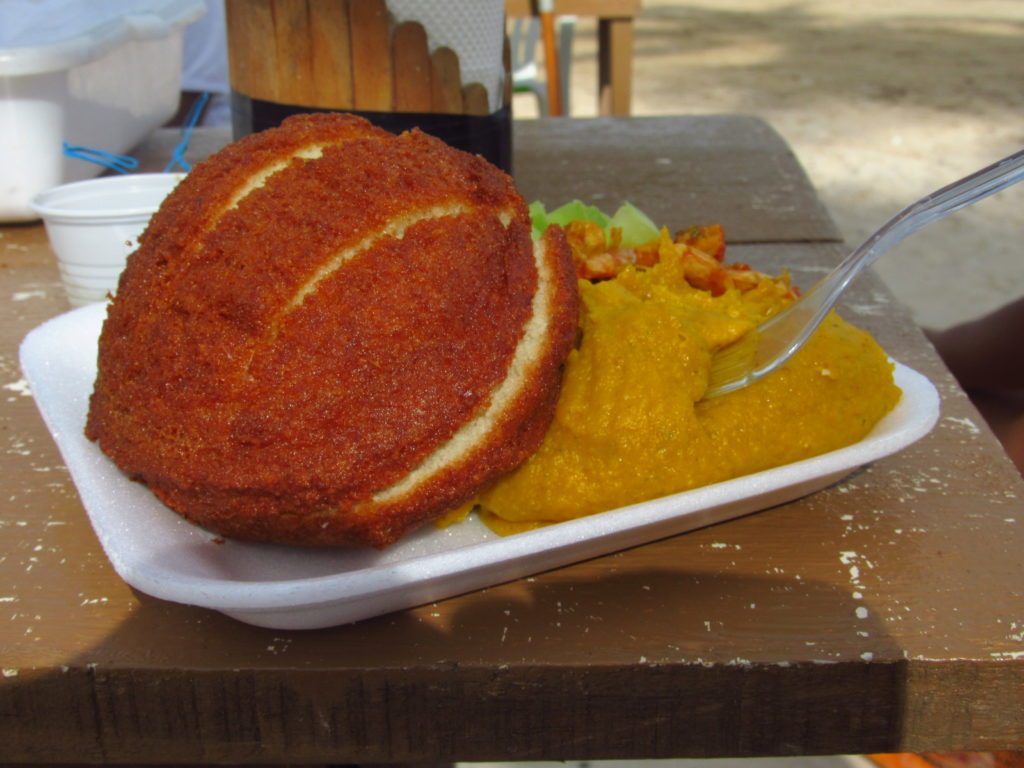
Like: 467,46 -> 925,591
517,0 -> 1024,331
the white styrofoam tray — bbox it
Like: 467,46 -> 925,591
20,302 -> 941,630
0,0 -> 205,222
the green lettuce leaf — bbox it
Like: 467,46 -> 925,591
529,199 -> 660,247
608,201 -> 660,247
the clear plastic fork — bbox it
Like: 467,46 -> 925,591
704,147 -> 1024,399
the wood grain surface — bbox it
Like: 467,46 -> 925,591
226,0 -> 497,115
275,0 -> 318,106
349,0 -> 392,111
392,21 -> 432,112
309,0 -> 354,109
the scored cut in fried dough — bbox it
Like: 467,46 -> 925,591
368,225 -> 571,505
86,113 -> 578,548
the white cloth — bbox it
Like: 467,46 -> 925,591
181,0 -> 230,125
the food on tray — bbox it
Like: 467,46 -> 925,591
466,201 -> 902,534
85,113 -> 579,548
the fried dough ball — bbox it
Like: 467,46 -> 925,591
85,113 -> 578,548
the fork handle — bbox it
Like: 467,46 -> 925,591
835,147 -> 1024,288
763,147 -> 1024,362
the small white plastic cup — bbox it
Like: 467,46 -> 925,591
30,173 -> 184,307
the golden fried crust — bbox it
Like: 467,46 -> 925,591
86,113 -> 578,547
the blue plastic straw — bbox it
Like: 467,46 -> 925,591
62,90 -> 211,176
62,143 -> 139,174
164,91 -> 210,172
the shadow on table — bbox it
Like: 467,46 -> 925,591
2,555 -> 907,765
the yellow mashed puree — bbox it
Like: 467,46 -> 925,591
473,239 -> 901,535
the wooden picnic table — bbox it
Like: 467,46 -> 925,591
1,116 -> 1021,764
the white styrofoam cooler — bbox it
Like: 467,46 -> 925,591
0,0 -> 206,222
